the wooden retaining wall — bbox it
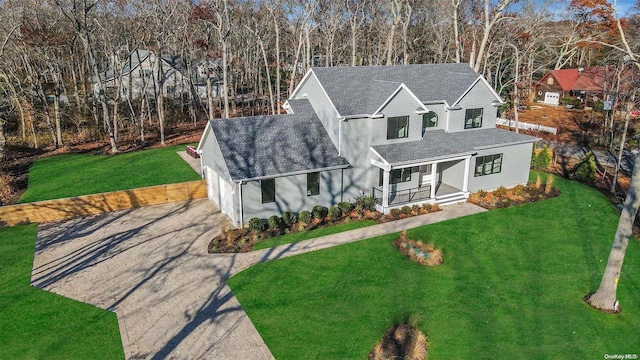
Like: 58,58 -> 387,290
0,180 -> 207,227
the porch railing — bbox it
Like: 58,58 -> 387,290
372,185 -> 432,207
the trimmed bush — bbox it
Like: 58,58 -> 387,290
575,151 -> 597,183
328,206 -> 342,220
422,203 -> 432,212
312,206 -> 327,220
299,211 -> 312,224
268,215 -> 282,230
354,195 -> 376,211
401,206 -> 412,215
338,201 -> 353,214
249,217 -> 265,232
282,211 -> 298,226
389,208 -> 401,218
513,185 -> 525,196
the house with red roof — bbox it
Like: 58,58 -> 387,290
533,66 -> 634,108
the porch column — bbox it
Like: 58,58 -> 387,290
462,156 -> 471,192
382,170 -> 390,208
430,161 -> 437,199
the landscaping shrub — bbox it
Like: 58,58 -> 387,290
328,206 -> 342,220
545,176 -> 554,194
249,217 -> 265,232
338,201 -> 353,214
422,203 -> 432,212
268,215 -> 282,230
354,195 -> 376,211
493,186 -> 508,197
389,208 -> 401,218
299,211 -> 312,224
401,206 -> 412,215
575,151 -> 597,183
534,174 -> 542,189
532,145 -> 552,170
312,206 -> 327,220
282,211 -> 298,226
478,190 -> 488,198
412,205 -> 421,213
513,185 -> 525,196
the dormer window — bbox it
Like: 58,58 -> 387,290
422,113 -> 438,135
464,108 -> 483,129
387,116 -> 409,140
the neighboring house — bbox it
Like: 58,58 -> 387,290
198,63 -> 538,227
534,66 -> 634,107
93,49 -> 221,100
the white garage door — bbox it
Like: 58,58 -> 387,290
206,167 -> 220,205
544,92 -> 560,105
219,179 -> 235,223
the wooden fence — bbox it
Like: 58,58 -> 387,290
0,180 -> 207,227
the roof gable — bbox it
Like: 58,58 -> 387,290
311,63 -> 480,116
208,99 -> 348,181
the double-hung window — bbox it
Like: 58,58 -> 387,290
261,179 -> 275,203
307,172 -> 320,196
464,108 -> 483,129
387,116 -> 409,139
379,168 -> 412,186
475,154 -> 503,176
422,113 -> 438,135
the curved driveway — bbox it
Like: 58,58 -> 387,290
33,200 -> 273,360
32,199 -> 485,359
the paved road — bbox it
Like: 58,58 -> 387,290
537,140 -> 635,173
33,199 -> 486,359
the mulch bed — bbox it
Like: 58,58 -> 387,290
468,181 -> 560,210
369,323 -> 427,360
393,230 -> 443,266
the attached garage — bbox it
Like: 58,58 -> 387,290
205,166 -> 236,223
544,92 -> 560,105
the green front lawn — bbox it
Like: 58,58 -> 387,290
228,174 -> 640,359
20,144 -> 200,203
0,225 -> 124,359
253,220 -> 378,250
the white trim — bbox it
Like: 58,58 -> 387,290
196,121 -> 211,151
452,76 -> 503,107
370,147 -> 391,171
372,83 -> 429,115
462,156 -> 471,192
289,69 -> 341,118
238,181 -> 244,228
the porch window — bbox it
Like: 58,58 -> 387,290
387,116 -> 409,139
261,179 -> 275,203
464,108 -> 483,129
307,172 -> 320,196
422,113 -> 438,135
475,154 -> 503,176
379,168 -> 412,186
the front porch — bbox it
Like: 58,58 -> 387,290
372,183 -> 464,208
371,154 -> 471,214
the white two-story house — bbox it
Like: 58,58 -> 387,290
197,63 -> 538,227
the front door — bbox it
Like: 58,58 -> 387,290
419,164 -> 433,187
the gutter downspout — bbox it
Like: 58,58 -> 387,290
238,181 -> 244,228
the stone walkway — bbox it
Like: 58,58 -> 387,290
32,199 -> 485,359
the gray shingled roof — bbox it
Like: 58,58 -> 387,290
312,63 -> 482,116
210,99 -> 349,181
372,129 -> 538,166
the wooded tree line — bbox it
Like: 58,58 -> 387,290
0,0 -> 638,156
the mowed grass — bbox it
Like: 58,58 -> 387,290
253,220 -> 378,250
0,225 -> 124,359
228,174 -> 640,359
20,144 -> 200,203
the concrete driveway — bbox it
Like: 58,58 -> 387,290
32,199 -> 274,360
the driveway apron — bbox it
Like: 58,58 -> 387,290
32,199 -> 274,360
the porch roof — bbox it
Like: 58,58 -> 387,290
372,129 -> 538,166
